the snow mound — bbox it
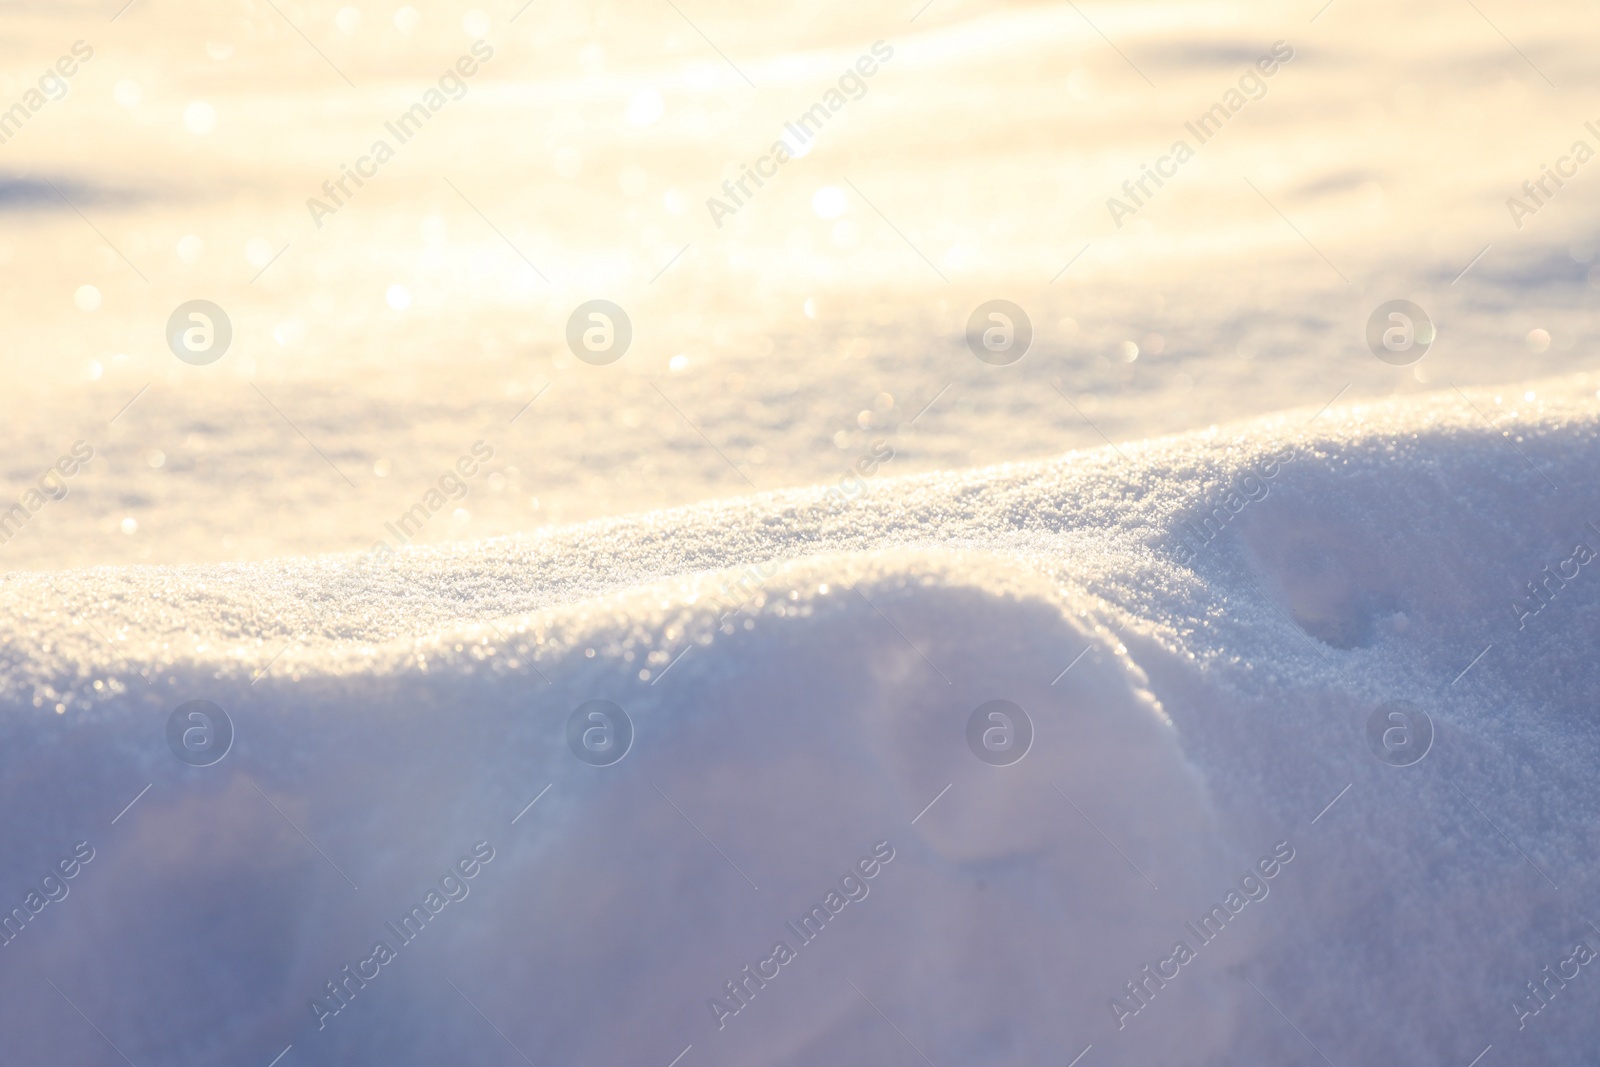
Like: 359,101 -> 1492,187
3,377 -> 1599,1066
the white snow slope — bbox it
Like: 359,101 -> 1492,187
3,377 -> 1600,1067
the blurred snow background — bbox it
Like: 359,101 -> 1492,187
0,0 -> 1594,568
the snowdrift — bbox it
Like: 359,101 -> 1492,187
3,378 -> 1599,1067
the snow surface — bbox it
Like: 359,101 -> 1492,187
6,0 -> 1600,1062
4,377 -> 1600,1066
5,0 -> 1597,572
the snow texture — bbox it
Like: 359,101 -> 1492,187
2,378 -> 1599,1067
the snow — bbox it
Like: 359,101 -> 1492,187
6,0 -> 1600,1061
4,378 -> 1599,1065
